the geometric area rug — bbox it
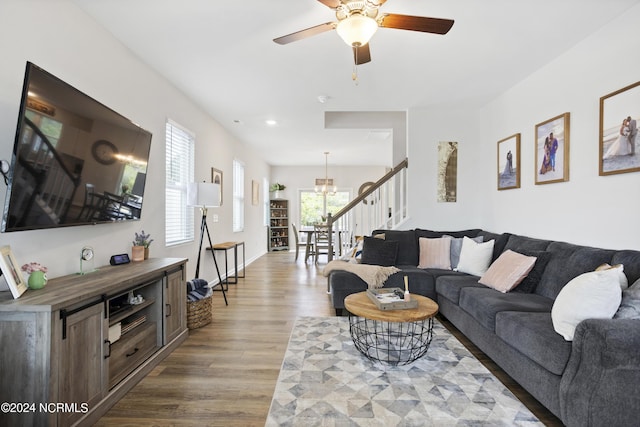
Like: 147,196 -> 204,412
266,316 -> 543,426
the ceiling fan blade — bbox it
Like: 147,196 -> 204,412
353,44 -> 371,65
379,14 -> 454,35
317,0 -> 341,8
273,22 -> 336,45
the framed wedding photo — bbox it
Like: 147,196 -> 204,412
497,133 -> 521,190
0,246 -> 27,299
535,113 -> 570,185
599,81 -> 640,176
211,167 -> 223,206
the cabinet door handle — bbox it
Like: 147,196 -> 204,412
165,303 -> 172,317
104,340 -> 111,359
126,347 -> 139,357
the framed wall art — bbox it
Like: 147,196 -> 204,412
0,246 -> 27,299
437,141 -> 458,202
535,113 -> 570,185
252,180 -> 259,205
599,81 -> 640,176
497,133 -> 521,190
211,167 -> 223,205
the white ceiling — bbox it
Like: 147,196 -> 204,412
73,0 -> 639,167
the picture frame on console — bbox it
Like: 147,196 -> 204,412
497,133 -> 521,190
535,112 -> 570,185
211,167 -> 224,206
0,246 -> 28,299
599,80 -> 640,176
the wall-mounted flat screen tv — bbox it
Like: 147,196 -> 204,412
2,62 -> 152,232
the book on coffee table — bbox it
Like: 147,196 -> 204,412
366,288 -> 419,310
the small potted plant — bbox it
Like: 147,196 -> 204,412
21,262 -> 48,290
132,230 -> 153,261
270,183 -> 286,198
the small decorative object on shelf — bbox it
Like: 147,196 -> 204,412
79,246 -> 96,275
132,230 -> 153,260
21,262 -> 48,290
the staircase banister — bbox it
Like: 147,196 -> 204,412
330,158 -> 408,223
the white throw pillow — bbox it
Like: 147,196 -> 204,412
479,250 -> 537,293
551,267 -> 623,341
418,237 -> 452,270
456,236 -> 495,276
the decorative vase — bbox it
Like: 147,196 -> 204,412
28,271 -> 47,290
274,190 -> 281,199
132,245 -> 145,262
144,247 -> 149,260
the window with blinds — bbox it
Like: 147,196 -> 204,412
165,120 -> 195,246
232,159 -> 244,232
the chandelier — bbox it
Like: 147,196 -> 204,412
315,152 -> 337,195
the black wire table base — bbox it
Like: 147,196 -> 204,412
348,316 -> 434,366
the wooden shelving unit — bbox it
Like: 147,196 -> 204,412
269,199 -> 289,251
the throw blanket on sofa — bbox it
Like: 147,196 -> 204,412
323,260 -> 399,289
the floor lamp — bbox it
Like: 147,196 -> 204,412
187,182 -> 228,305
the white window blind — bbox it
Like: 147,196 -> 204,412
165,120 -> 195,246
233,159 -> 244,232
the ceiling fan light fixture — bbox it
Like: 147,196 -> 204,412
336,13 -> 378,47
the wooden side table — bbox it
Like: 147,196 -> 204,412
344,291 -> 439,365
207,241 -> 245,288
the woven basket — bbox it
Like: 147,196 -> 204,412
187,295 -> 212,329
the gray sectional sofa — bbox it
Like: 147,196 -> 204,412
328,228 -> 640,427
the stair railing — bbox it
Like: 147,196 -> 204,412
326,158 -> 408,261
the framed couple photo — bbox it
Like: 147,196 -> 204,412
535,113 -> 570,185
599,81 -> 640,176
497,133 -> 520,190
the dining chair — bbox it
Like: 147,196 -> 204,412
313,223 -> 332,263
292,223 -> 313,262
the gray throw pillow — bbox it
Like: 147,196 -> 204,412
446,235 -> 483,269
360,236 -> 399,267
511,250 -> 552,294
614,278 -> 640,319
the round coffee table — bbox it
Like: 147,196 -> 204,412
344,291 -> 439,365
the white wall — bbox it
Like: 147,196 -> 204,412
0,1 -> 269,281
406,4 -> 640,250
404,106 -> 484,231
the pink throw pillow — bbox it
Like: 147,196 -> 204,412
479,250 -> 537,292
418,237 -> 452,270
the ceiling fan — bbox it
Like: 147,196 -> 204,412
273,0 -> 454,65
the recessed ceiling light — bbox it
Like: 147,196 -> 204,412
265,119 -> 278,126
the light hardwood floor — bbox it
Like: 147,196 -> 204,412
96,251 -> 562,426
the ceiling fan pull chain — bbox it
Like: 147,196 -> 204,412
352,47 -> 359,84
